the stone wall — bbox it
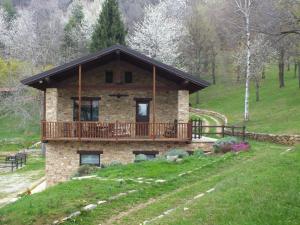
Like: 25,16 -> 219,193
46,88 -> 58,121
45,141 -> 212,186
190,108 -> 300,146
45,60 -> 189,123
178,90 -> 189,123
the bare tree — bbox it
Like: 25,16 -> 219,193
233,0 -> 255,121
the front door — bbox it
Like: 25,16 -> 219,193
136,101 -> 150,136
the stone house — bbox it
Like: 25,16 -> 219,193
21,45 -> 210,186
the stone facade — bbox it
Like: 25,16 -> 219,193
44,60 -> 194,186
50,61 -> 186,123
45,141 -> 212,186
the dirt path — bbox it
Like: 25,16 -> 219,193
0,171 -> 44,208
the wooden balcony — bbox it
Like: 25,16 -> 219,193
41,121 -> 192,142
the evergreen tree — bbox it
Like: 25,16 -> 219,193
90,0 -> 126,52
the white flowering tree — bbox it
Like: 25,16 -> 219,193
127,0 -> 188,67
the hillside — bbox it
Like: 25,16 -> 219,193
0,142 -> 299,225
191,65 -> 300,135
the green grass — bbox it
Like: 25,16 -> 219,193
1,141 -> 299,225
191,65 -> 300,134
0,116 -> 40,153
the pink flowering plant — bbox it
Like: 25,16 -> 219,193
213,137 -> 250,154
231,142 -> 250,152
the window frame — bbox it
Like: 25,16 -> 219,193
124,71 -> 133,83
133,151 -> 158,160
72,97 -> 100,122
105,71 -> 114,83
78,151 -> 103,167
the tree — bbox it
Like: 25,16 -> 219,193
1,0 -> 17,27
233,0 -> 255,121
61,1 -> 89,61
90,0 -> 126,52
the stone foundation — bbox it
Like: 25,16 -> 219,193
45,141 -> 212,186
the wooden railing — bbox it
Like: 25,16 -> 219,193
191,118 -> 246,141
41,121 -> 192,142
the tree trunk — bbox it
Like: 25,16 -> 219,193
294,63 -> 298,79
244,15 -> 251,121
262,66 -> 265,79
287,57 -> 290,71
255,78 -> 260,102
211,54 -> 216,85
298,61 -> 300,89
278,48 -> 285,88
196,92 -> 200,105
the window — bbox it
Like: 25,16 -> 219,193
105,71 -> 113,83
79,153 -> 101,166
124,72 -> 133,83
73,98 -> 99,121
133,151 -> 158,161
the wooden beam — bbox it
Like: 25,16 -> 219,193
52,84 -> 177,91
78,65 -> 82,141
152,65 -> 156,139
43,90 -> 46,121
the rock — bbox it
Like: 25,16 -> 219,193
155,179 -> 166,183
53,220 -> 60,225
194,193 -> 204,199
97,200 -> 107,205
184,207 -> 189,211
167,155 -> 178,162
82,204 -> 97,211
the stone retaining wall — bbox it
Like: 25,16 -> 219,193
46,141 -> 213,186
190,108 -> 300,146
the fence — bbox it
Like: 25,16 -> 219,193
191,119 -> 246,141
0,153 -> 27,172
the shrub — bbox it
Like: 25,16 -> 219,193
193,149 -> 206,157
134,154 -> 148,163
75,165 -> 98,177
213,137 -> 239,153
231,142 -> 250,152
165,149 -> 189,158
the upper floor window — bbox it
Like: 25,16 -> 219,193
73,97 -> 99,121
105,71 -> 113,83
124,72 -> 133,83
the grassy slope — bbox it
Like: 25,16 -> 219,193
1,141 -> 299,225
191,65 -> 300,134
0,116 -> 40,153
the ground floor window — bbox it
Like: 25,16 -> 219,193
78,151 -> 102,167
133,151 -> 158,160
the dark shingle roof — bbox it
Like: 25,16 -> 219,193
21,45 -> 210,92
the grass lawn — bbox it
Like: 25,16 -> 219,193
0,116 -> 40,153
191,64 -> 300,134
1,141 -> 299,225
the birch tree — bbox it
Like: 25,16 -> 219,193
233,0 -> 255,121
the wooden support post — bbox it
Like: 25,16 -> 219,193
243,126 -> 246,141
222,125 -> 225,137
78,65 -> 82,141
43,90 -> 46,121
152,65 -> 156,139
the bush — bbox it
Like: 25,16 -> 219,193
213,137 -> 239,153
134,154 -> 148,163
193,149 -> 206,157
165,149 -> 189,158
75,165 -> 98,177
231,142 -> 250,152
